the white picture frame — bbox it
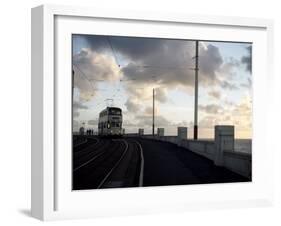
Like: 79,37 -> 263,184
31,4 -> 274,221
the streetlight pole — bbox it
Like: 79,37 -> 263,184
194,40 -> 199,140
72,69 -> 74,91
152,88 -> 155,136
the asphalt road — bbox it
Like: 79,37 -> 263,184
137,138 -> 249,187
72,136 -> 249,190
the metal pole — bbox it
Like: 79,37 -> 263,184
152,88 -> 155,136
194,41 -> 199,140
72,69 -> 74,135
72,69 -> 75,91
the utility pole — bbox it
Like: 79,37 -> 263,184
72,69 -> 75,134
194,40 -> 199,140
152,88 -> 155,136
72,69 -> 75,94
72,70 -> 74,87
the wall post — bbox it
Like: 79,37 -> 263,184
214,125 -> 234,166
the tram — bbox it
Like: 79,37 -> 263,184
98,107 -> 123,136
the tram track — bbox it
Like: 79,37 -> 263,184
73,137 -> 99,153
73,138 -> 111,170
72,137 -> 144,190
97,139 -> 129,188
97,139 -> 144,189
73,139 -> 126,189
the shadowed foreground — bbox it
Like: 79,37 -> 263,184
72,136 -> 250,190
139,138 -> 249,187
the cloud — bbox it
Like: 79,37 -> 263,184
88,119 -> 98,126
74,35 -> 108,52
208,90 -> 221,99
232,96 -> 251,116
117,41 -> 231,112
121,42 -> 226,89
76,36 -> 244,95
73,48 -> 121,101
155,116 -> 171,127
154,88 -> 168,103
73,101 -> 88,118
218,80 -> 238,90
136,114 -> 189,128
135,115 -> 171,127
73,101 -> 88,110
199,104 -> 221,114
120,53 -> 195,90
73,111 -> 80,118
219,57 -> 240,73
230,96 -> 252,131
77,36 -> 243,98
122,120 -> 139,128
108,37 -> 166,63
143,106 -> 160,116
240,77 -> 252,89
223,99 -> 235,107
133,115 -> 152,127
124,98 -> 141,113
73,120 -> 79,131
82,36 -> 221,84
199,44 -> 223,82
199,115 -> 219,128
213,57 -> 241,91
198,94 -> 252,138
241,46 -> 252,73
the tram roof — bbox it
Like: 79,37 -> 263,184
99,107 -> 122,114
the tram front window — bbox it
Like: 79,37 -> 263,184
109,108 -> 121,115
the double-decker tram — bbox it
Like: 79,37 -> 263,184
98,107 -> 123,137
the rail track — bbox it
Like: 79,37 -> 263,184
72,137 -> 144,190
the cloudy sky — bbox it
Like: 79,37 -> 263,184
72,34 -> 252,139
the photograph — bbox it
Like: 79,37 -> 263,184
72,34 -> 252,190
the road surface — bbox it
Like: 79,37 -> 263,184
72,136 -> 249,190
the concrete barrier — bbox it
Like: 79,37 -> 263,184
143,135 -> 215,160
178,127 -> 188,140
138,129 -> 144,136
223,151 -> 251,178
180,139 -> 215,161
214,126 -> 234,166
139,125 -> 251,179
157,128 -> 164,136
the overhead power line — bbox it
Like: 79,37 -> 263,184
73,63 -> 97,92
132,65 -> 193,70
106,37 -> 121,68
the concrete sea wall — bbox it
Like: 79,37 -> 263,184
139,126 -> 251,179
